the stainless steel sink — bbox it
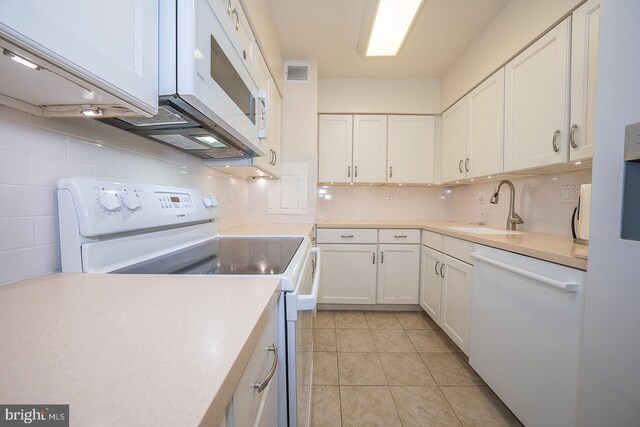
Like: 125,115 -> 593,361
449,227 -> 522,235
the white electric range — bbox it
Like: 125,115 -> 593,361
57,177 -> 319,427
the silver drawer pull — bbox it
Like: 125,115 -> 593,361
254,344 -> 278,393
340,235 -> 354,238
394,235 -> 407,238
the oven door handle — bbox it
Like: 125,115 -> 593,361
297,247 -> 321,311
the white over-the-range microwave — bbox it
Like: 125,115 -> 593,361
102,0 -> 268,160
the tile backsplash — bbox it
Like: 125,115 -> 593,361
450,170 -> 592,235
317,185 -> 453,221
0,106 -> 251,285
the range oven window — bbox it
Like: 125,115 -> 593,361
210,36 -> 255,124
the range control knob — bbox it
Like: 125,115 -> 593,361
209,196 -> 219,208
123,194 -> 142,211
202,196 -> 213,208
99,193 -> 121,212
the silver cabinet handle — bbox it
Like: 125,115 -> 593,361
372,252 -> 376,264
394,235 -> 407,238
440,263 -> 445,278
232,9 -> 240,31
434,260 -> 440,276
389,166 -> 393,178
273,150 -> 277,165
355,165 -> 358,178
380,251 -> 384,263
347,165 -> 351,178
570,124 -> 578,149
552,129 -> 561,153
226,0 -> 232,15
458,159 -> 463,173
254,344 -> 277,393
465,158 -> 470,172
340,234 -> 354,238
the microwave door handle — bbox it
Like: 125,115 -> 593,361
296,247 -> 321,311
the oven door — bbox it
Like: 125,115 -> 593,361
285,247 -> 321,427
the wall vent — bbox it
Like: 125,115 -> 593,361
285,63 -> 310,83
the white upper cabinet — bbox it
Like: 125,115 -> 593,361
466,69 -> 505,178
570,0 -> 600,161
0,0 -> 158,115
353,115 -> 387,183
318,115 -> 353,183
441,99 -> 467,183
387,115 -> 435,184
504,18 -> 571,172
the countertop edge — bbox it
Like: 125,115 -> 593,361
316,221 -> 587,271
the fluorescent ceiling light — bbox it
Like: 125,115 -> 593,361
365,0 -> 423,57
3,49 -> 42,70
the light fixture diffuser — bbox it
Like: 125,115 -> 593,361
364,0 -> 423,57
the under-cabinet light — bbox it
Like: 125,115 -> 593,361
3,49 -> 42,70
364,0 -> 423,57
81,108 -> 104,117
194,135 -> 226,148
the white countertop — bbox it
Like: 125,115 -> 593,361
317,220 -> 588,270
0,273 -> 281,426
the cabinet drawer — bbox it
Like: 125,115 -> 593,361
443,236 -> 475,265
421,230 -> 444,251
233,297 -> 279,427
317,228 -> 377,244
379,229 -> 420,244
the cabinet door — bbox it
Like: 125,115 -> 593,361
318,115 -> 352,183
318,244 -> 377,304
377,244 -> 420,304
504,18 -> 571,172
353,115 -> 387,183
441,254 -> 473,355
467,69 -> 505,179
570,0 -> 600,162
0,0 -> 158,114
420,246 -> 443,323
387,115 -> 435,184
441,99 -> 467,183
269,84 -> 282,175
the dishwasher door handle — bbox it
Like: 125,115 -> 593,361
470,252 -> 578,293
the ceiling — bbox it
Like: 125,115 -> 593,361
266,0 -> 510,79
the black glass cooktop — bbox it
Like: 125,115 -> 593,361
111,237 -> 304,275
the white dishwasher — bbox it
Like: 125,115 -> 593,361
469,245 -> 586,427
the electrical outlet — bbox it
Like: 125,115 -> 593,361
386,194 -> 392,203
561,185 -> 580,203
477,191 -> 486,204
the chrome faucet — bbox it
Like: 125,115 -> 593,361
490,180 -> 524,230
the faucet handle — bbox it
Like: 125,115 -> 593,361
509,213 -> 524,224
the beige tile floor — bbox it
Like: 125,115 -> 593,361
311,310 -> 523,427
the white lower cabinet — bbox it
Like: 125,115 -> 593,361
377,244 -> 420,304
317,228 -> 421,306
440,254 -> 473,354
419,233 -> 474,354
225,297 -> 279,427
317,244 -> 377,304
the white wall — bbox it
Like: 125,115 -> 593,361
318,79 -> 440,114
578,0 -> 640,424
248,61 -> 318,224
440,0 -> 582,109
0,106 -> 252,285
